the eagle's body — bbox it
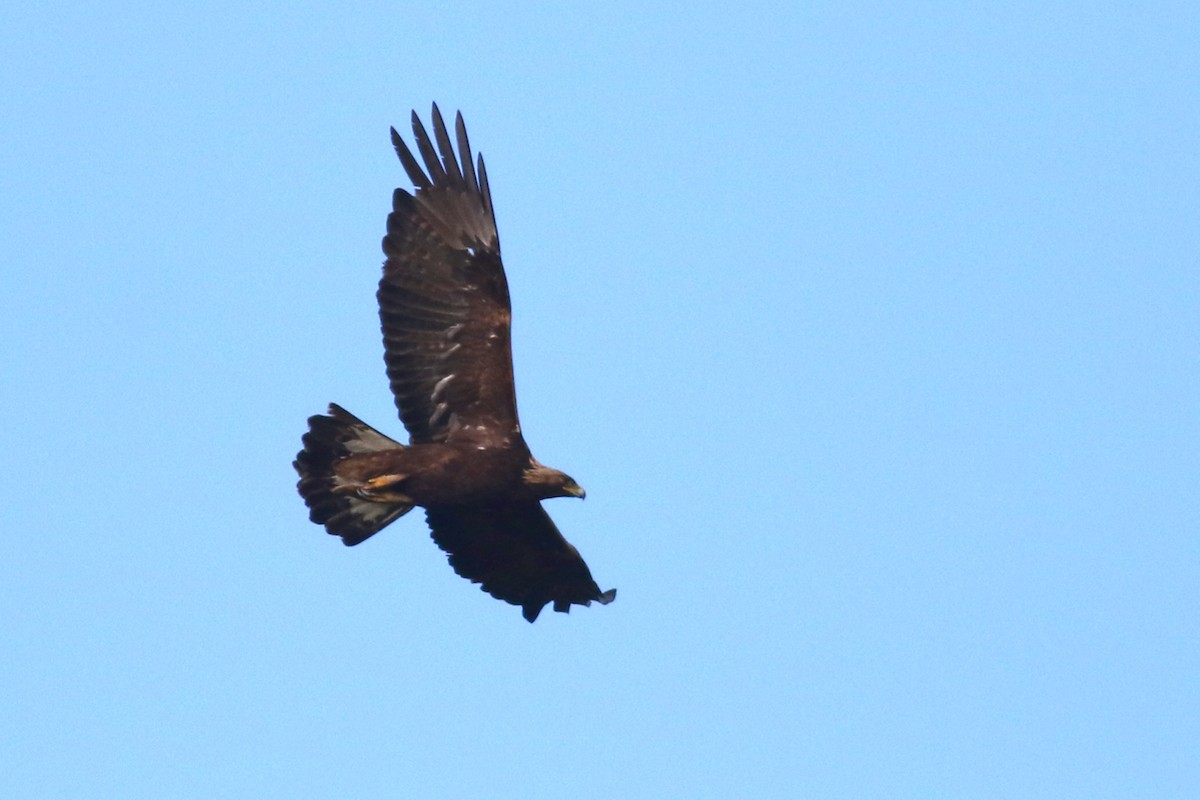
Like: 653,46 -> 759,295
294,105 -> 615,622
330,438 -> 574,508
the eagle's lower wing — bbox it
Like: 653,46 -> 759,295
379,105 -> 521,448
425,503 -> 616,622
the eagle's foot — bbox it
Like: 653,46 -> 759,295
359,473 -> 411,503
331,473 -> 412,504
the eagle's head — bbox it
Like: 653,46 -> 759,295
523,462 -> 586,500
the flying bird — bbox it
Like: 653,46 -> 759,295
294,105 -> 615,622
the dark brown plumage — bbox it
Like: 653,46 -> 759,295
294,105 -> 615,622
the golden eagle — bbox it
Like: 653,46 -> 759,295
294,105 -> 616,622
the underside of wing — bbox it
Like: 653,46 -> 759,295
425,503 -> 616,622
380,105 -> 522,447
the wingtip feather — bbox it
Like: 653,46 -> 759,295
430,103 -> 463,182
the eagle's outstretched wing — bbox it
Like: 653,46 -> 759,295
425,503 -> 616,622
380,104 -> 521,448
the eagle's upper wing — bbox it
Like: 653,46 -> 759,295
425,503 -> 616,622
379,105 -> 520,447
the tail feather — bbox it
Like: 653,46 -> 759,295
294,404 -> 413,546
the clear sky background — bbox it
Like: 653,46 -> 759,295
2,2 -> 1197,797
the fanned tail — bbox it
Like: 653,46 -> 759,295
294,404 -> 413,546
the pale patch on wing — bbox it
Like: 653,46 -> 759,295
429,402 -> 451,428
431,373 -> 455,402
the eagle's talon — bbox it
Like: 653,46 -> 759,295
363,474 -> 406,491
355,474 -> 411,503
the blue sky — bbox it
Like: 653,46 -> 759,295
2,2 -> 1197,797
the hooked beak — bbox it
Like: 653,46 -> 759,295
566,484 -> 587,500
